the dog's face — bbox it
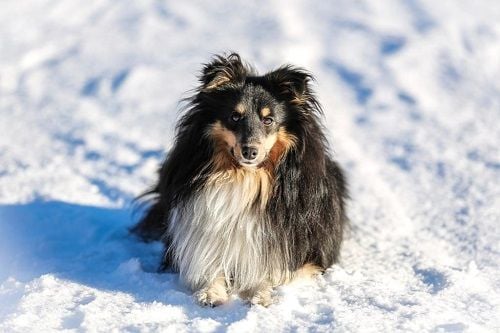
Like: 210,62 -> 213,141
200,54 -> 311,170
212,85 -> 288,168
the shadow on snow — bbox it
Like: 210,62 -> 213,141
0,200 -> 250,324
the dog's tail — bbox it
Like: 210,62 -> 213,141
130,189 -> 168,242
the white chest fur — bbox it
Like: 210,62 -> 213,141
168,169 -> 287,291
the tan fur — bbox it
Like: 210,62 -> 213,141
263,132 -> 278,151
261,107 -> 271,117
266,128 -> 297,167
208,121 -> 237,148
277,128 -> 297,152
265,263 -> 322,287
239,282 -> 273,307
238,263 -> 322,306
206,121 -> 238,171
207,167 -> 272,210
291,96 -> 308,105
235,103 -> 245,114
196,275 -> 229,307
291,263 -> 323,282
205,75 -> 231,90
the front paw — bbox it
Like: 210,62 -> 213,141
241,286 -> 274,307
195,285 -> 228,307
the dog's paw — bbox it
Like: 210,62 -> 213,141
250,293 -> 273,307
195,286 -> 228,307
242,287 -> 274,307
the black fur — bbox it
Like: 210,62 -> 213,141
132,52 -> 347,277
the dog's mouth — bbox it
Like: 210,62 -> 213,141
238,160 -> 260,168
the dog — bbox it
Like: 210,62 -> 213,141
132,53 -> 347,307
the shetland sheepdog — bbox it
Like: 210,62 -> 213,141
132,53 -> 347,307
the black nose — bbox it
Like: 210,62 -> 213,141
242,145 -> 258,161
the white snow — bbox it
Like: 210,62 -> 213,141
1,0 -> 500,332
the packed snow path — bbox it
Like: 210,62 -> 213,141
1,0 -> 499,332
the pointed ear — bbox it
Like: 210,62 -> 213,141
265,66 -> 313,104
200,53 -> 248,91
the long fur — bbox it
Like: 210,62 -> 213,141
132,53 -> 348,305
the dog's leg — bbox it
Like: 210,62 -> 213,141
239,264 -> 322,307
195,275 -> 229,307
291,263 -> 323,282
249,284 -> 274,307
240,282 -> 274,307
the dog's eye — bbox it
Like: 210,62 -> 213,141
230,113 -> 242,122
262,117 -> 274,126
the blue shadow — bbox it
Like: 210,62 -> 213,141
0,201 -> 250,323
323,59 -> 373,105
413,267 -> 447,294
380,36 -> 406,55
0,201 -> 156,282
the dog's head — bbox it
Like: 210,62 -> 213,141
197,53 -> 317,170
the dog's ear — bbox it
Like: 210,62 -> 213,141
265,66 -> 313,104
200,53 -> 247,91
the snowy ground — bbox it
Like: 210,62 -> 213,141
1,0 -> 500,332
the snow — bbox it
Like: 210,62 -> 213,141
1,0 -> 500,331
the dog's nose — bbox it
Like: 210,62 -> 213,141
242,145 -> 258,161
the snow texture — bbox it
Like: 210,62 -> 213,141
1,0 -> 500,332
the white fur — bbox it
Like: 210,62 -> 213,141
167,169 -> 291,292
